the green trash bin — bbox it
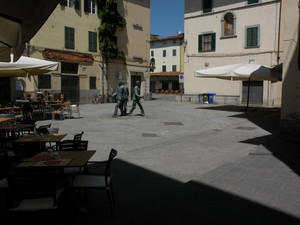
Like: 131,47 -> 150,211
202,93 -> 209,103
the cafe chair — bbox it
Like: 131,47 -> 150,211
58,140 -> 88,151
72,148 -> 118,217
69,102 -> 80,119
5,170 -> 66,224
73,131 -> 84,141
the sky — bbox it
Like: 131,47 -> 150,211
150,0 -> 184,38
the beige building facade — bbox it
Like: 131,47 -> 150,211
8,0 -> 150,104
184,0 -> 282,105
280,0 -> 300,134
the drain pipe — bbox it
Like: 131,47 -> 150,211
277,0 -> 282,65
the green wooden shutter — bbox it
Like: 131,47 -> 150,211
211,33 -> 216,51
248,0 -> 259,4
84,0 -> 90,13
64,27 -> 69,49
198,35 -> 203,52
60,0 -> 67,6
88,32 -> 97,52
75,0 -> 80,10
70,28 -> 75,49
246,27 -> 258,47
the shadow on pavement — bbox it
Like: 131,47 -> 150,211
3,158 -> 298,225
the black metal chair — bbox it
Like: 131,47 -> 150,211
5,170 -> 66,224
72,149 -> 118,217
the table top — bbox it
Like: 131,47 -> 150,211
0,123 -> 34,131
17,150 -> 96,168
15,133 -> 67,142
0,118 -> 14,123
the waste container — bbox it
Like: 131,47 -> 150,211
207,93 -> 216,104
202,93 -> 209,103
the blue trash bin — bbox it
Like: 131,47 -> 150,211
208,93 -> 216,104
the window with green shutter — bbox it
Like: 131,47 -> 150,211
84,0 -> 96,13
198,33 -> 216,52
203,0 -> 212,13
65,27 -> 75,49
248,0 -> 259,4
245,26 -> 259,48
88,31 -> 97,52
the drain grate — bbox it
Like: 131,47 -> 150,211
164,122 -> 183,126
142,133 -> 158,137
235,126 -> 256,130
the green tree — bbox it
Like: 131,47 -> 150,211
97,0 -> 126,97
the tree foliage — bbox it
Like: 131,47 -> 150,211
97,0 -> 126,60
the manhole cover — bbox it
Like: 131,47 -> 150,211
142,133 -> 158,137
235,126 -> 256,130
164,122 -> 183,125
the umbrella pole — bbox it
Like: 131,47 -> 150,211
246,77 -> 251,110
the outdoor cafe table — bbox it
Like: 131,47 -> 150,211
0,123 -> 35,139
15,133 -> 67,151
0,118 -> 14,124
17,150 -> 96,168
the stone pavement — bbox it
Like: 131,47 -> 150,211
2,94 -> 300,224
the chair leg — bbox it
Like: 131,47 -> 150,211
106,190 -> 114,218
111,183 -> 116,205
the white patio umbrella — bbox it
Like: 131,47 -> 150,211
194,63 -> 282,109
0,55 -> 59,77
0,0 -> 60,62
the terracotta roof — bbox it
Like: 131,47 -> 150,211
150,34 -> 184,42
150,72 -> 184,76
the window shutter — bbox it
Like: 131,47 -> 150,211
70,28 -> 75,49
252,27 -> 258,46
211,33 -> 216,51
246,28 -> 252,47
198,35 -> 203,52
84,0 -> 90,13
60,0 -> 67,6
75,0 -> 80,10
64,27 -> 69,49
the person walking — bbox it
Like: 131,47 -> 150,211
128,80 -> 145,116
112,81 -> 125,117
122,81 -> 129,115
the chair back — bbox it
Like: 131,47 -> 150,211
6,170 -> 59,207
73,131 -> 84,141
35,127 -> 49,134
58,140 -> 88,151
47,128 -> 59,134
38,123 -> 52,129
105,148 -> 118,186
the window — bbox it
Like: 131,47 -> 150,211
84,0 -> 96,14
222,12 -> 235,37
173,49 -> 176,56
65,27 -> 75,49
61,62 -> 78,74
245,26 -> 260,48
162,65 -> 166,72
90,77 -> 96,89
248,0 -> 259,4
60,0 -> 80,10
38,75 -> 51,89
88,31 -> 97,52
151,50 -> 154,57
172,65 -> 177,72
203,0 -> 212,13
163,50 -> 166,57
198,33 -> 216,52
173,39 -> 177,44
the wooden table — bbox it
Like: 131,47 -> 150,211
15,133 -> 67,143
0,123 -> 35,139
17,150 -> 96,168
0,118 -> 14,124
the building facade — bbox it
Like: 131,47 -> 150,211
150,34 -> 184,94
8,0 -> 150,104
184,0 -> 282,105
280,0 -> 300,135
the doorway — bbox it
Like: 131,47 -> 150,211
61,75 -> 79,103
242,81 -> 263,104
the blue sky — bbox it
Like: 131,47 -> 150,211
150,0 -> 184,38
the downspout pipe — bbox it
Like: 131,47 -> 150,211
277,0 -> 282,65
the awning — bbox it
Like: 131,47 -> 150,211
194,63 -> 281,81
0,55 -> 59,77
